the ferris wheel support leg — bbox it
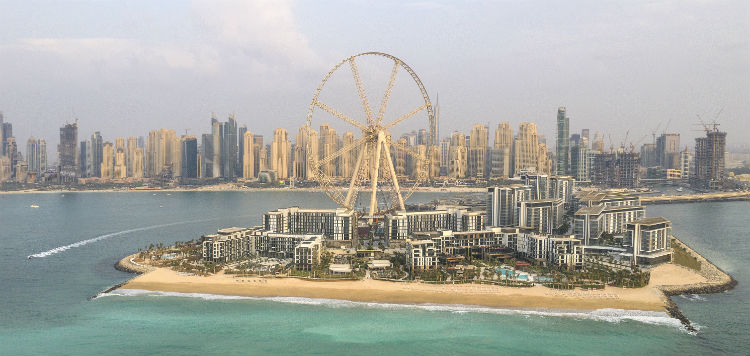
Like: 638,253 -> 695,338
369,134 -> 384,218
344,143 -> 366,208
381,142 -> 405,211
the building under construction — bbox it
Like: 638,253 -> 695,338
693,129 -> 726,190
589,151 -> 640,188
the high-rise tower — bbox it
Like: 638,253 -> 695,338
556,107 -> 570,175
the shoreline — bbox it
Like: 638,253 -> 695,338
0,185 -> 486,195
108,237 -> 736,331
110,253 -> 696,313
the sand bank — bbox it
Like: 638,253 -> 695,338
119,263 -> 706,312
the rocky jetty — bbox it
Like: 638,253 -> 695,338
114,253 -> 154,274
658,236 -> 737,332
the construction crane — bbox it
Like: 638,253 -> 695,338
631,134 -> 649,153
650,122 -> 662,144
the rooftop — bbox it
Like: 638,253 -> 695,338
632,216 -> 671,225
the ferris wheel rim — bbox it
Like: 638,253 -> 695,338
304,51 -> 435,214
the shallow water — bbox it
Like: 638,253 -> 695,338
0,192 -> 747,355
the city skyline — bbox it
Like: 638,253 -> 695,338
0,0 -> 748,155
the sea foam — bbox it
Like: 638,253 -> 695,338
102,289 -> 691,331
28,215 -> 250,259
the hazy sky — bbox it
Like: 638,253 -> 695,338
1,0 -> 748,158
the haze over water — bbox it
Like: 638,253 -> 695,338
0,191 -> 747,355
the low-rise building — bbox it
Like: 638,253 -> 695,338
385,206 -> 486,240
263,207 -> 357,240
487,185 -> 532,227
517,198 -> 564,234
201,227 -> 259,263
573,204 -> 646,244
625,217 -> 672,265
294,235 -> 325,270
548,236 -> 585,269
405,239 -> 439,270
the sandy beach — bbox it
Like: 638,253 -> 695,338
120,263 -> 706,312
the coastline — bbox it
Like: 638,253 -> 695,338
112,254 -> 704,313
656,237 -> 738,331
0,184 -> 486,195
109,238 -> 737,331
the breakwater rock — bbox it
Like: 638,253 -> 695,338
114,253 -> 154,274
658,237 -> 737,332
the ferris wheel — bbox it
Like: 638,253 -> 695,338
305,52 -> 435,217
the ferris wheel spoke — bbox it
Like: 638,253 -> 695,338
380,140 -> 406,210
383,104 -> 427,130
349,58 -> 374,126
387,138 -> 425,161
375,60 -> 400,125
315,135 -> 367,167
312,100 -> 367,131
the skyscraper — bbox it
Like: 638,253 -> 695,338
581,129 -> 590,147
201,133 -> 214,178
514,122 -> 539,175
114,137 -> 126,178
491,122 -> 513,178
449,131 -> 467,178
90,132 -> 103,177
101,142 -> 114,179
656,133 -> 680,169
1,112 -> 12,157
693,128 -> 726,189
439,138 -> 450,176
221,114 -> 238,178
556,107 -> 570,175
238,125 -> 247,177
468,124 -> 488,178
114,146 -> 127,179
132,147 -> 144,179
127,137 -> 138,177
271,128 -> 291,180
26,138 -> 39,173
146,128 -> 180,177
340,131 -> 356,178
242,131 -> 255,179
679,148 -> 692,182
319,124 -> 339,177
38,139 -> 47,174
58,122 -> 78,184
181,136 -> 198,179
253,135 -> 264,174
570,142 -> 589,181
78,140 -> 87,177
211,116 -> 221,178
592,131 -> 604,152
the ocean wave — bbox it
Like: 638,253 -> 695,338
27,215 -> 250,259
102,289 -> 688,330
679,294 -> 708,302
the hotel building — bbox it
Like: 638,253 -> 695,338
625,217 -> 673,265
294,235 -> 325,270
385,206 -> 485,240
263,207 -> 357,240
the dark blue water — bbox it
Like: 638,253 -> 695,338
0,192 -> 747,355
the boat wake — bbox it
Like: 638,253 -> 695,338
102,289 -> 696,332
27,215 -> 250,259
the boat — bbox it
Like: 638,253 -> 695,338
676,187 -> 684,192
30,204 -> 39,208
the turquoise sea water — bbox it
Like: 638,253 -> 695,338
0,191 -> 748,355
